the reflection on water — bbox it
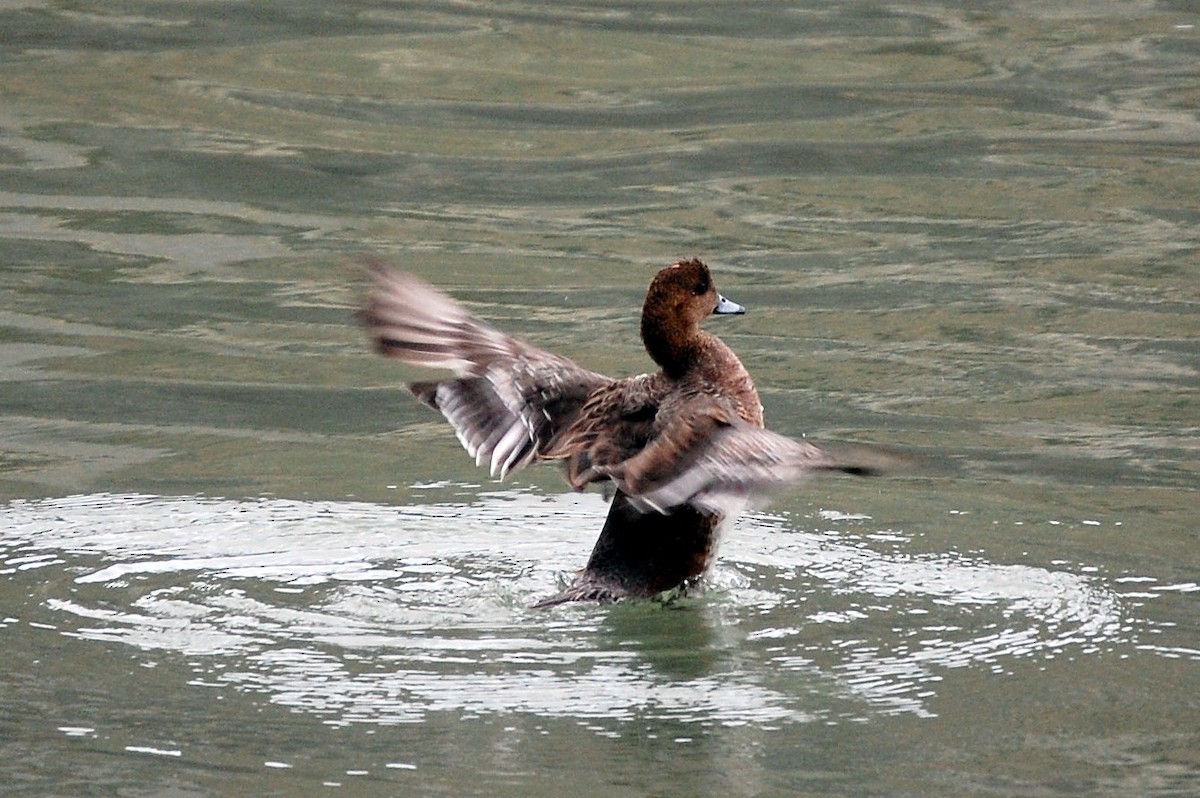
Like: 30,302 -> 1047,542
4,491 -> 1179,729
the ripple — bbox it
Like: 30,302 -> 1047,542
2,492 -> 1141,727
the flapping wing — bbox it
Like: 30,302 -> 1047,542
358,260 -> 612,478
358,261 -> 520,374
598,398 -> 880,514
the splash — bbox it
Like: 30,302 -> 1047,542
2,491 -> 1142,727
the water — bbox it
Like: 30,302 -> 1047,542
1,1 -> 1198,795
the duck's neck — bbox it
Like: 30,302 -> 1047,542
641,309 -> 700,379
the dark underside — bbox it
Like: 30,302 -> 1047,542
536,492 -> 719,606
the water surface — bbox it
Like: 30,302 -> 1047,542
1,1 -> 1197,795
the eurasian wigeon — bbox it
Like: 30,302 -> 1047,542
358,258 -> 879,605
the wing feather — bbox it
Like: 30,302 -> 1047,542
358,261 -> 611,479
597,397 -> 881,514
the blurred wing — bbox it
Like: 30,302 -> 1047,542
601,399 -> 880,514
358,260 -> 611,478
643,427 -> 849,513
358,260 -> 518,374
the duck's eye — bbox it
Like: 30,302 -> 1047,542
693,279 -> 709,295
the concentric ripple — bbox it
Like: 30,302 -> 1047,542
3,491 -> 1137,727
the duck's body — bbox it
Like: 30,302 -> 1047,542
359,258 -> 872,604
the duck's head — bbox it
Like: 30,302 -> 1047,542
641,258 -> 744,373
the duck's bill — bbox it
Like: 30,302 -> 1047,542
714,294 -> 745,315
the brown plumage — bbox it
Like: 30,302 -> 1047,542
358,258 -> 879,604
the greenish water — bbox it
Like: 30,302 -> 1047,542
1,2 -> 1197,796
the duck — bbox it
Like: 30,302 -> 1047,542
358,258 -> 879,605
